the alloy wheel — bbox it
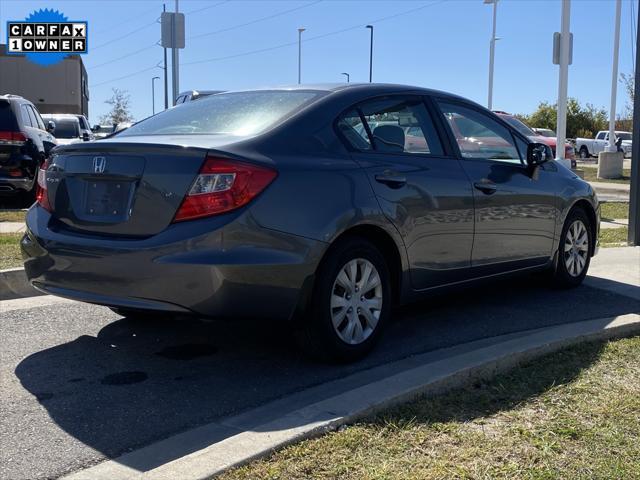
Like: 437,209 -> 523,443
330,258 -> 383,345
564,219 -> 589,277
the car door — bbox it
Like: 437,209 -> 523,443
594,131 -> 607,154
337,96 -> 475,290
436,100 -> 557,268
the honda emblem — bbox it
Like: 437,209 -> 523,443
93,156 -> 106,173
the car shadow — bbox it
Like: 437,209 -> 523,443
12,275 -> 640,476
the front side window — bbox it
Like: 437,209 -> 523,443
338,97 -> 444,155
122,90 -> 322,137
438,102 -> 522,164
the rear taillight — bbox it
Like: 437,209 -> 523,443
36,159 -> 52,212
0,131 -> 27,145
173,155 -> 277,222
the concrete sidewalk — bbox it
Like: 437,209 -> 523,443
0,222 -> 25,234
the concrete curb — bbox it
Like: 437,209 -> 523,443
62,313 -> 640,480
0,268 -> 41,301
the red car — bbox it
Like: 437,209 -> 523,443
494,111 -> 576,168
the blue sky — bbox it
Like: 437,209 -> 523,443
1,0 -> 637,124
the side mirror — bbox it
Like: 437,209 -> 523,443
91,124 -> 99,132
46,120 -> 56,133
82,132 -> 90,141
527,142 -> 552,166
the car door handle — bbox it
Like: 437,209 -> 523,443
473,181 -> 498,194
375,173 -> 407,188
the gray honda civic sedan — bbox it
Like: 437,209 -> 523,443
22,84 -> 599,361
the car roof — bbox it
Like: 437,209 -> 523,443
220,83 -> 470,101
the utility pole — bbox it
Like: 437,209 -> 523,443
152,76 -> 159,115
628,0 -> 640,245
555,0 -> 572,169
484,0 -> 499,110
297,28 -> 305,84
607,0 -> 622,152
163,4 -> 168,110
172,0 -> 180,105
366,25 -> 373,82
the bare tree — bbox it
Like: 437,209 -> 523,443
99,88 -> 134,125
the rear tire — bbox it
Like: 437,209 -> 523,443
552,208 -> 592,289
579,146 -> 589,159
298,236 -> 392,363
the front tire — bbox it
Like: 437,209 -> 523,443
552,208 -> 592,288
298,236 -> 392,362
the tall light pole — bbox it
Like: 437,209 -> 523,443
484,0 -> 499,110
152,76 -> 160,115
163,4 -> 168,110
341,72 -> 350,83
629,0 -> 640,245
298,27 -> 305,84
172,0 -> 180,105
555,0 -> 572,169
366,25 -> 373,82
606,0 -> 622,152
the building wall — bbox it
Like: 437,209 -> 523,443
0,44 -> 89,117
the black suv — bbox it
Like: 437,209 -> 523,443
0,95 -> 57,205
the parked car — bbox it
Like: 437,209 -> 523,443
22,84 -> 599,361
494,111 -> 576,168
175,90 -> 224,105
41,114 -> 87,145
576,130 -> 632,159
533,127 -> 556,137
91,124 -> 116,139
0,94 -> 56,204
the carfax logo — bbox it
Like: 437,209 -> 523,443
6,9 -> 87,66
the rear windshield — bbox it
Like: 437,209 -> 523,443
53,119 -> 80,138
0,102 -> 19,130
120,90 -> 323,137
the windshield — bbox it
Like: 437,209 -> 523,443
500,115 -> 536,137
617,132 -> 632,140
120,90 -> 323,137
52,119 -> 80,138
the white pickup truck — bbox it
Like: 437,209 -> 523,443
576,130 -> 632,159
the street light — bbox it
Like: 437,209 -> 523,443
298,27 -> 305,84
484,0 -> 499,110
366,25 -> 373,82
151,76 -> 160,115
341,72 -> 350,83
606,0 -> 622,152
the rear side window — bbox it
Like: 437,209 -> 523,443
29,105 -> 46,130
338,97 -> 444,155
336,109 -> 372,151
122,90 -> 322,137
20,104 -> 34,128
0,102 -> 19,130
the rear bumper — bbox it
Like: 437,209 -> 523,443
21,206 -> 326,319
0,175 -> 34,193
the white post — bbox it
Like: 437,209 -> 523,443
556,0 -> 571,169
298,28 -> 305,84
172,0 -> 179,105
607,0 -> 622,152
486,0 -> 498,110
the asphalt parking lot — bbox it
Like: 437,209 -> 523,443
1,255 -> 638,480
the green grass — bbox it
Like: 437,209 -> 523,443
0,210 -> 26,223
221,337 -> 640,480
599,227 -> 629,247
581,168 -> 631,184
0,233 -> 23,270
600,202 -> 629,220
